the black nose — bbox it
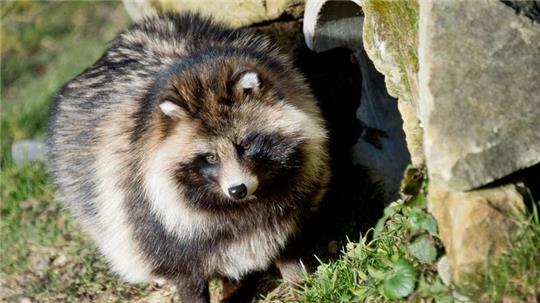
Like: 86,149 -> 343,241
228,184 -> 247,200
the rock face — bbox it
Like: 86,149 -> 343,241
122,0 -> 305,28
419,0 -> 540,191
357,0 -> 534,284
428,183 -> 526,282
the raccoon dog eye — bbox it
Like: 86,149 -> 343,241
242,142 -> 251,150
206,154 -> 219,164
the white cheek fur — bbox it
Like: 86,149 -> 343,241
93,146 -> 153,283
144,146 -> 211,239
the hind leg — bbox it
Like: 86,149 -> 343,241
275,257 -> 304,286
176,275 -> 210,303
220,274 -> 260,303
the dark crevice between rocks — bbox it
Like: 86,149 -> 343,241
295,45 -> 385,260
519,163 -> 540,213
500,0 -> 540,22
523,163 -> 540,203
252,19 -> 384,278
475,162 -> 540,213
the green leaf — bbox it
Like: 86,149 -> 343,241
339,293 -> 352,303
429,279 -> 452,296
374,216 -> 387,238
409,210 -> 438,236
357,270 -> 368,281
382,259 -> 418,299
407,235 -> 437,263
415,274 -> 430,294
368,266 -> 386,280
434,294 -> 455,303
379,254 -> 394,267
388,201 -> 404,214
374,203 -> 403,237
350,287 -> 367,299
406,194 -> 427,208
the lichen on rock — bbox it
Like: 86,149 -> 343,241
358,0 -> 424,166
359,0 -> 419,110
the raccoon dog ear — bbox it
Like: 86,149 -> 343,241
159,100 -> 184,118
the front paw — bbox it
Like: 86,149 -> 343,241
275,258 -> 305,286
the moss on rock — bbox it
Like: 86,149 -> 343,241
360,0 -> 419,109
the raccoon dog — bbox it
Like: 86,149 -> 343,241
48,13 -> 330,302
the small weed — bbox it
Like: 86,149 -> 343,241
297,166 -> 454,302
295,166 -> 540,303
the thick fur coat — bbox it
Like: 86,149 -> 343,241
48,13 -> 330,302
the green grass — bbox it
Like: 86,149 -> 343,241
460,206 -> 540,303
293,169 -> 540,303
1,2 -> 131,150
0,163 -> 54,274
0,163 -> 150,302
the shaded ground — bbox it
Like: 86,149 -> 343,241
1,2 -> 154,302
1,3 -> 382,302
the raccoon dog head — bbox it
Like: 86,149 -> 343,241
150,55 -> 324,209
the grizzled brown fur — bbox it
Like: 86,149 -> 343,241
48,13 -> 329,302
